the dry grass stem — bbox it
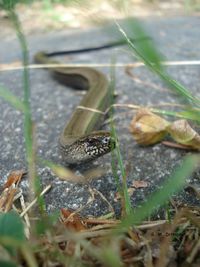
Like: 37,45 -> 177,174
1,60 -> 200,72
20,184 -> 52,217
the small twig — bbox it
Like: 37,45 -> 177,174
54,229 -> 113,242
123,256 -> 143,263
19,190 -> 30,238
162,141 -> 198,150
85,218 -> 168,230
88,224 -> 118,231
84,218 -> 119,225
76,105 -> 105,114
92,188 -> 115,214
136,220 -> 167,230
125,65 -> 172,93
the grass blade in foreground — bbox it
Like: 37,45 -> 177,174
2,2 -> 44,210
115,155 -> 199,231
7,9 -> 33,175
0,85 -> 25,112
115,19 -> 200,107
0,211 -> 25,255
109,57 -> 132,216
151,107 -> 200,122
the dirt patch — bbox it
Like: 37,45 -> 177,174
0,0 -> 196,39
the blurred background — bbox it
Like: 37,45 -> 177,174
1,0 -> 200,37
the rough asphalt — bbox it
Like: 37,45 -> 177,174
0,16 -> 200,217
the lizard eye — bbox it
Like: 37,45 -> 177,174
102,136 -> 110,144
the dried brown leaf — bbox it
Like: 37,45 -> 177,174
0,170 -> 25,212
4,188 -> 17,212
3,169 -> 25,188
130,108 -> 169,145
0,189 -> 10,211
132,180 -> 148,188
60,208 -> 87,231
130,109 -> 200,151
167,119 -> 200,150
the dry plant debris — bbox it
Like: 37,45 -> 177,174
0,170 -> 200,266
132,180 -> 148,189
130,108 -> 200,150
129,108 -> 170,145
0,169 -> 26,212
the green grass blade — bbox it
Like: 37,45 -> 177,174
115,19 -> 200,107
122,18 -> 164,69
178,109 -> 200,121
151,108 -> 200,122
0,85 -> 25,112
0,261 -> 18,267
3,3 -> 44,210
109,57 -> 132,216
0,211 -> 25,255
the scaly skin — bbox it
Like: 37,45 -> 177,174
34,51 -> 115,164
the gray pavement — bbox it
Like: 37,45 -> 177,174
0,16 -> 200,217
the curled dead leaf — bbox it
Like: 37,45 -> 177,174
0,170 -> 25,212
167,119 -> 200,150
60,208 -> 86,231
3,169 -> 26,189
129,108 -> 169,145
130,109 -> 200,151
